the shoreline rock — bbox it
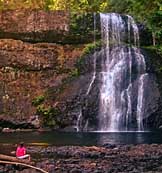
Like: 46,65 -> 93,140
1,127 -> 53,133
1,144 -> 162,172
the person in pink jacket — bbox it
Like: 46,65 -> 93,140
16,142 -> 31,161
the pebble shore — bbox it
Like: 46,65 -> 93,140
1,144 -> 162,172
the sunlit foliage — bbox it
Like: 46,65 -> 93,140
0,0 -> 161,45
0,0 -> 109,12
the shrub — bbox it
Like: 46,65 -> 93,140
32,95 -> 45,107
36,105 -> 61,128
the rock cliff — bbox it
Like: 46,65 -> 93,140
0,10 -> 161,131
0,38 -> 84,129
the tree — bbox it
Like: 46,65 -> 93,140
148,10 -> 162,45
109,0 -> 162,45
45,0 -> 109,12
0,0 -> 45,10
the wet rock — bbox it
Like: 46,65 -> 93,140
61,126 -> 77,132
70,168 -> 82,173
28,115 -> 40,129
102,143 -> 117,149
158,125 -> 162,129
2,128 -> 15,133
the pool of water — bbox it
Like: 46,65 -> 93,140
1,130 -> 162,146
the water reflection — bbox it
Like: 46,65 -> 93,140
97,132 -> 148,145
0,131 -> 162,146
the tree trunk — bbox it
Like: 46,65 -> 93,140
0,160 -> 48,173
0,154 -> 48,173
0,154 -> 33,165
152,32 -> 156,46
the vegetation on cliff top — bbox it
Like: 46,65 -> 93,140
0,0 -> 161,47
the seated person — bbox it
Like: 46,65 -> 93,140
16,142 -> 31,161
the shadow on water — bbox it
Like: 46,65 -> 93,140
0,130 -> 162,146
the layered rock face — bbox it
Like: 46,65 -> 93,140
0,10 -> 96,130
0,10 -> 69,43
0,10 -> 98,44
0,39 -> 84,129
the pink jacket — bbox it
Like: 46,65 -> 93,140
16,146 -> 26,157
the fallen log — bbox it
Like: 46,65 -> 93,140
0,160 -> 48,173
0,154 -> 33,165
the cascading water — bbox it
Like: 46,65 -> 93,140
76,13 -> 97,131
75,13 -> 159,132
99,13 -> 148,132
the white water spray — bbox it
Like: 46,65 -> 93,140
99,13 -> 148,131
76,13 -> 97,131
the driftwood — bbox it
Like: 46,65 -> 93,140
0,160 -> 48,173
0,154 -> 48,173
0,154 -> 32,164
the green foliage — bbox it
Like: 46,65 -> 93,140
69,12 -> 101,45
109,0 -> 162,45
37,105 -> 61,127
143,45 -> 162,74
1,0 -> 160,46
69,68 -> 80,77
151,45 -> 162,58
157,46 -> 162,55
74,41 -> 101,75
70,0 -> 109,13
32,94 -> 61,127
108,0 -> 132,13
45,0 -> 109,12
61,68 -> 80,86
70,13 -> 94,35
44,0 -> 67,10
32,95 -> 45,106
147,10 -> 162,44
83,41 -> 101,55
0,0 -> 109,12
0,0 -> 45,10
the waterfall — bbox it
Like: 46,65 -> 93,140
76,108 -> 82,132
76,13 -> 97,131
136,73 -> 148,131
99,13 -> 148,132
